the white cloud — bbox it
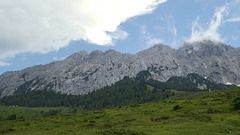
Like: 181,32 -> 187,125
53,56 -> 68,61
0,61 -> 11,66
188,6 -> 227,42
141,25 -> 163,48
168,26 -> 179,48
0,0 -> 167,61
225,17 -> 240,22
170,26 -> 177,37
146,38 -> 163,46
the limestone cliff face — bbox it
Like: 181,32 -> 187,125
0,40 -> 239,97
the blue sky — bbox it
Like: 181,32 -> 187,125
0,0 -> 240,75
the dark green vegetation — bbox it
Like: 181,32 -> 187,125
233,96 -> 240,110
0,72 -> 232,110
164,73 -> 231,91
0,105 -> 72,121
0,77 -> 173,110
0,87 -> 240,135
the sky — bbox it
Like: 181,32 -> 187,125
0,0 -> 240,75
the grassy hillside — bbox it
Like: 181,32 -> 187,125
0,87 -> 240,135
0,105 -> 72,120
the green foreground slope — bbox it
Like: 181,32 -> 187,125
1,87 -> 240,135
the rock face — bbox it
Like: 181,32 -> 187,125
0,40 -> 240,97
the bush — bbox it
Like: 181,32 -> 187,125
151,116 -> 169,122
0,115 -> 4,121
173,105 -> 181,111
207,107 -> 219,113
72,108 -> 77,114
233,97 -> 240,110
7,114 -> 17,120
40,109 -> 61,117
130,104 -> 140,108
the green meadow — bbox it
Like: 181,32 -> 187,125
0,105 -> 72,120
0,87 -> 240,135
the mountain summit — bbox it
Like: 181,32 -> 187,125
0,40 -> 240,97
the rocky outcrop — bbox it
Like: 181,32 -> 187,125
0,40 -> 239,97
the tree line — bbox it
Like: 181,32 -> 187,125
0,72 -> 231,111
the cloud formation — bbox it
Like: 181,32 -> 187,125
141,25 -> 163,48
225,17 -> 240,22
0,0 -> 167,62
188,6 -> 227,43
0,61 -> 11,66
168,26 -> 179,48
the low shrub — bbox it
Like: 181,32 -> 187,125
173,105 -> 181,111
151,116 -> 169,122
7,114 -> 17,120
233,97 -> 240,110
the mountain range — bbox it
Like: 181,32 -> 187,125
0,40 -> 240,98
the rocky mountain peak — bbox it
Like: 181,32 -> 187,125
181,40 -> 233,51
179,40 -> 235,57
64,50 -> 88,61
181,39 -> 222,48
137,44 -> 175,58
90,50 -> 103,56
